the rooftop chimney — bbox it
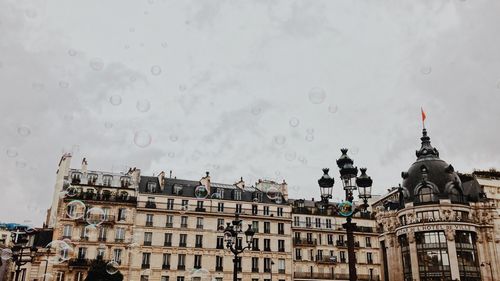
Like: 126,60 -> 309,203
81,158 -> 88,174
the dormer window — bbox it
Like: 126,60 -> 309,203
103,175 -> 113,186
146,182 -> 157,193
71,172 -> 82,184
173,184 -> 183,195
298,200 -> 305,208
87,173 -> 98,185
417,187 -> 437,203
217,188 -> 225,199
233,190 -> 242,201
120,176 -> 130,188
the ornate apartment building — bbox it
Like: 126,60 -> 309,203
372,129 -> 500,281
290,199 -> 381,281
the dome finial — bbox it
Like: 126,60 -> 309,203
415,127 -> 439,159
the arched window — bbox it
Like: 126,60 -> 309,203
417,186 -> 436,203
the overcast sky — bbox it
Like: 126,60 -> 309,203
1,0 -> 500,225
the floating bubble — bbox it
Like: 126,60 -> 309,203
17,125 -> 31,137
275,197 -> 283,204
161,42 -> 168,48
59,81 -> 69,88
179,204 -> 188,214
1,248 -> 12,260
150,65 -> 162,76
305,134 -> 314,142
169,135 -> 178,142
298,156 -> 308,165
289,118 -> 300,127
134,130 -> 152,148
211,193 -> 221,199
46,240 -> 74,264
16,160 -> 27,169
194,185 -> 209,199
284,151 -> 296,161
274,135 -> 286,145
6,148 -> 18,158
179,84 -> 187,91
106,261 -> 119,275
104,122 -> 113,129
65,187 -> 77,197
306,128 -> 314,134
124,44 -> 130,50
187,268 -> 211,281
136,100 -> 151,112
328,104 -> 338,114
68,49 -> 77,56
351,147 -> 359,155
420,66 -> 432,75
308,87 -> 326,104
86,207 -> 105,226
251,106 -> 262,115
109,95 -> 122,106
66,200 -> 86,219
266,187 -> 280,200
168,152 -> 175,158
83,225 -> 97,239
89,58 -> 104,71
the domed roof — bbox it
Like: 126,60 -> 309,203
401,128 -> 465,203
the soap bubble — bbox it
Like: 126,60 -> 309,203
136,100 -> 151,112
194,185 -> 209,199
109,95 -> 122,106
284,151 -> 296,161
83,224 -> 97,239
274,135 -> 286,145
106,261 -> 119,274
351,147 -> 359,155
305,134 -> 314,142
266,187 -> 280,200
328,104 -> 338,114
275,197 -> 283,204
179,84 -> 187,91
89,58 -> 104,71
59,81 -> 69,88
6,147 -> 18,158
68,49 -> 77,56
46,240 -> 74,264
169,135 -> 178,142
17,125 -> 31,137
66,200 -> 86,219
251,106 -> 262,115
298,156 -> 308,165
187,268 -> 211,281
308,87 -> 326,104
420,66 -> 432,75
151,65 -> 162,75
134,130 -> 152,148
289,118 -> 300,127
16,160 -> 26,169
161,42 -> 168,48
179,204 -> 188,214
1,248 -> 12,260
168,152 -> 175,158
85,207 -> 105,226
104,122 -> 113,129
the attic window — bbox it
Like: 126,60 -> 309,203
103,175 -> 113,186
71,172 -> 82,184
146,182 -> 157,193
233,190 -> 242,201
298,201 -> 305,208
87,173 -> 98,185
120,176 -> 130,188
173,184 -> 183,195
217,188 -> 224,198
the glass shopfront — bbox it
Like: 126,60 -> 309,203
456,231 -> 481,281
416,231 -> 452,281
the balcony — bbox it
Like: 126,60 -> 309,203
180,223 -> 188,228
97,237 -> 107,242
264,268 -> 271,273
252,268 -> 259,273
216,244 -> 224,249
294,238 -> 317,247
164,242 -> 172,247
216,266 -> 223,272
144,241 -> 152,246
66,192 -> 137,204
279,269 -> 286,274
316,256 -> 337,264
196,225 -> 203,230
294,272 -> 380,280
68,258 -> 91,267
195,207 -> 206,212
165,223 -> 173,228
115,238 -> 125,243
162,264 -> 170,270
145,202 -> 156,209
141,264 -> 150,269
177,265 -> 185,271
336,240 -> 346,247
264,247 -> 271,252
278,248 -> 285,252
195,243 -> 203,248
145,222 -> 153,227
179,242 -> 187,247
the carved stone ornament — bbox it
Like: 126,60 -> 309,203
441,209 -> 452,221
486,231 -> 493,242
445,228 -> 455,241
408,231 -> 415,243
388,237 -> 395,247
477,233 -> 484,244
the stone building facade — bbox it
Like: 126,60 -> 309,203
373,129 -> 499,281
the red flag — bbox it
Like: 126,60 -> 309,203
421,107 -> 426,122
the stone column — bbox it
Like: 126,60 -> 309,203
408,232 -> 420,281
445,228 -> 460,280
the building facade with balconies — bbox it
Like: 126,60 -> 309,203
290,199 -> 382,281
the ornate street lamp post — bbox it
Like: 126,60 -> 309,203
223,213 -> 255,281
318,148 -> 373,281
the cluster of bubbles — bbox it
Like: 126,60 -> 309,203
420,66 -> 432,75
106,260 -> 119,274
136,100 -> 151,112
45,240 -> 74,264
134,130 -> 152,148
251,106 -> 262,116
109,95 -> 122,106
89,58 -> 104,71
17,125 -> 31,137
305,128 -> 315,142
6,147 -> 18,158
59,81 -> 70,88
289,117 -> 300,127
273,135 -> 286,145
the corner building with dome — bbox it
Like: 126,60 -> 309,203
373,128 -> 499,281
